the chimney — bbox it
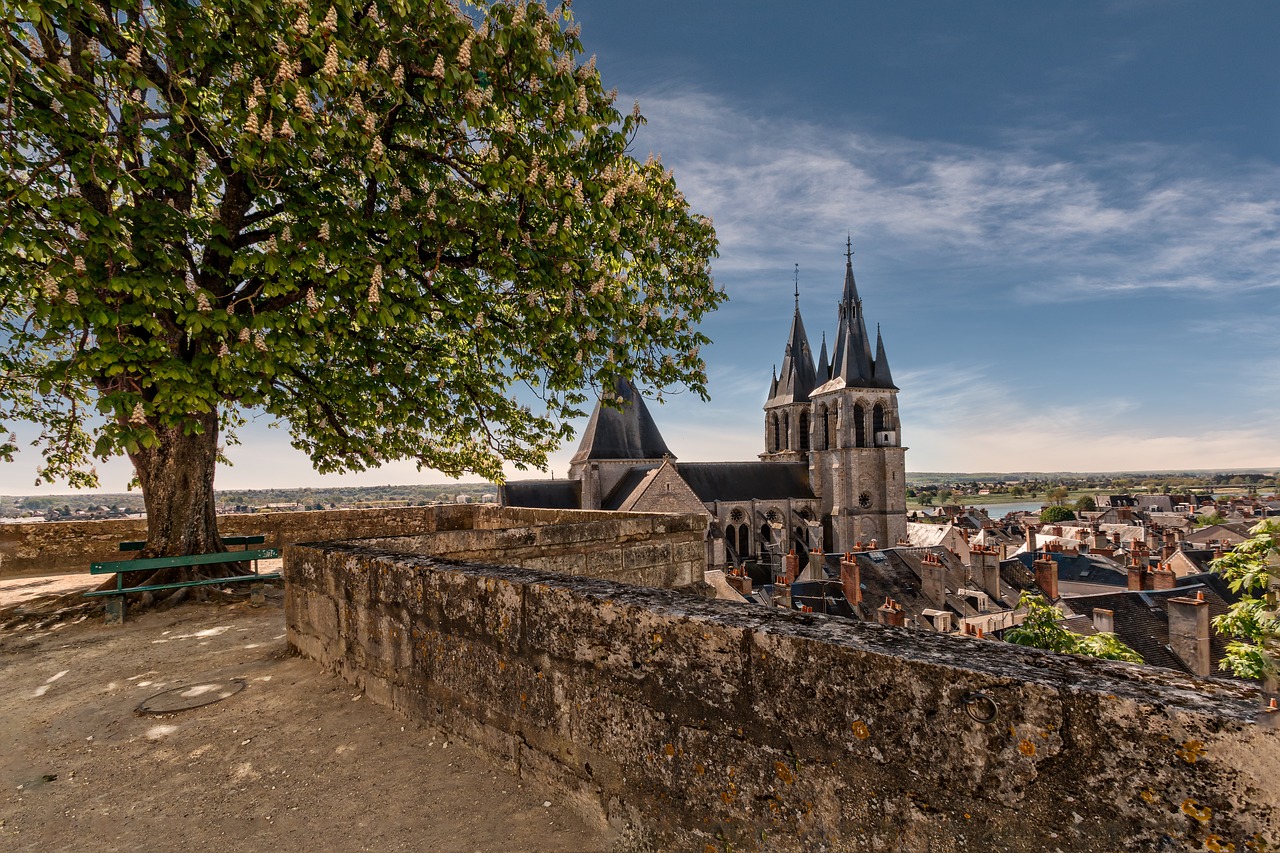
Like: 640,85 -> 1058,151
839,552 -> 862,607
1161,529 -> 1177,562
1167,592 -> 1211,677
1127,559 -> 1150,592
1025,524 -> 1037,554
782,549 -> 800,584
1151,564 -> 1177,591
806,548 -> 824,582
727,565 -> 752,596
1093,607 -> 1115,634
972,545 -> 1002,601
1033,553 -> 1058,599
921,551 -> 946,608
773,580 -> 792,610
876,597 -> 905,628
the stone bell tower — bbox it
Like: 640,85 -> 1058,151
807,241 -> 907,551
760,267 -> 818,463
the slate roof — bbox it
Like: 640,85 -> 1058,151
1058,583 -> 1235,676
766,300 -> 818,406
569,378 -> 672,465
1010,551 -> 1129,588
601,465 -> 659,511
499,479 -> 582,510
675,462 -> 815,502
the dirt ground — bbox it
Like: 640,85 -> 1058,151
0,580 -> 616,853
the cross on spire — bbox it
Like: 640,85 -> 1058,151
793,263 -> 800,310
845,235 -> 854,264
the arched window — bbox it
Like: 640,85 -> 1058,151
725,525 -> 738,557
760,523 -> 772,545
815,405 -> 828,450
873,403 -> 887,439
828,404 -> 839,449
798,411 -> 810,452
739,524 -> 750,557
853,403 -> 866,448
781,415 -> 790,450
769,413 -> 780,452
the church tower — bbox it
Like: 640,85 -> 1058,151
807,242 -> 907,551
760,269 -> 818,463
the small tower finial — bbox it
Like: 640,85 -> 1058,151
793,263 -> 800,310
845,235 -> 853,264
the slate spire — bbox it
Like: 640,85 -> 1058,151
767,268 -> 817,406
816,331 -> 830,383
569,376 -> 673,465
873,324 -> 897,389
830,240 -> 877,387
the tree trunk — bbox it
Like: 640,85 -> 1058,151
130,409 -> 224,557
93,410 -> 233,601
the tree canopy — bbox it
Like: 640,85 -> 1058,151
1,0 -> 721,552
1040,505 -> 1075,524
1006,592 -> 1143,663
1212,519 -> 1280,685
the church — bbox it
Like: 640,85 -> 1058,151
501,244 -> 908,566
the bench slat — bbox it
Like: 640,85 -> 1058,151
90,548 -> 280,574
84,572 -> 282,597
118,535 -> 267,552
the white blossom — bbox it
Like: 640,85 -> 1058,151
64,288 -> 79,305
126,44 -> 141,67
319,221 -> 330,241
73,256 -> 86,273
219,342 -> 230,358
323,43 -> 340,76
371,137 -> 384,159
376,48 -> 390,70
254,330 -> 267,351
306,288 -> 319,311
457,34 -> 473,70
432,55 -> 445,78
130,402 -> 146,425
197,292 -> 211,312
322,5 -> 338,32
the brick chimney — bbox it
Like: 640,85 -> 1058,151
1151,564 -> 1177,591
1161,529 -> 1178,562
1092,607 -> 1115,634
1127,557 -> 1151,591
727,565 -> 752,596
1025,524 -> 1037,554
1168,591 -> 1211,677
805,548 -> 824,582
782,549 -> 800,584
1033,553 -> 1058,599
839,553 -> 862,607
876,597 -> 905,628
921,551 -> 946,608
773,579 -> 792,610
971,545 -> 1001,601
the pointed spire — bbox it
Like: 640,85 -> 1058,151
831,238 -> 875,387
570,377 -> 673,465
816,331 -> 829,382
769,364 -> 779,399
767,272 -> 817,407
873,323 -> 897,389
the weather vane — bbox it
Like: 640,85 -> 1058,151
793,263 -> 800,309
845,235 -> 854,263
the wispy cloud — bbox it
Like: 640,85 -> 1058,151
632,89 -> 1280,302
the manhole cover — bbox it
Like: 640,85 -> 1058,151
136,679 -> 247,715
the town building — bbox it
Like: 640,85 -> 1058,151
501,243 -> 908,563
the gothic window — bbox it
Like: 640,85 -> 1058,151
739,524 -> 750,556
765,509 -> 781,523
815,405 -> 828,451
853,403 -> 866,448
828,404 -> 839,449
873,402 -> 887,438
725,525 -> 737,555
859,492 -> 872,509
769,412 -> 781,453
781,416 -> 790,450
798,411 -> 810,452
759,523 -> 773,544
729,507 -> 746,523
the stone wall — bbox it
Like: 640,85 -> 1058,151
286,539 -> 1280,852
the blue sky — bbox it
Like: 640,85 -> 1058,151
6,0 -> 1278,494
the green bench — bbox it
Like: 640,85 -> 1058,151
86,538 -> 281,625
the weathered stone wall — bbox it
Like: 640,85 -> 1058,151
286,540 -> 1280,852
361,509 -> 706,589
0,504 -> 706,585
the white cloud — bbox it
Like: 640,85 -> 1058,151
633,89 -> 1280,303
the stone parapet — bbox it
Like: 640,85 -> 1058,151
286,541 -> 1280,852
